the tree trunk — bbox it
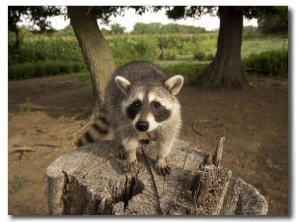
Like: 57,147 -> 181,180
45,139 -> 268,215
197,6 -> 247,88
67,6 -> 116,119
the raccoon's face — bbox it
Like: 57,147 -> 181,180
115,75 -> 184,132
125,91 -> 171,132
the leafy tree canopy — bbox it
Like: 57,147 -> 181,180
160,6 -> 263,21
257,6 -> 288,35
8,6 -> 150,32
110,23 -> 126,35
8,6 -> 64,32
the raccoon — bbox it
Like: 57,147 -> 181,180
76,61 -> 184,176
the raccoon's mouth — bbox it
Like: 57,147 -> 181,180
138,131 -> 158,145
146,132 -> 158,141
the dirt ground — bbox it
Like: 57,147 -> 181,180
8,73 -> 288,215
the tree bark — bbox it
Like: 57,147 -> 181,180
197,6 -> 247,88
45,139 -> 268,215
67,6 -> 116,119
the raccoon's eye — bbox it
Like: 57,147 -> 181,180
153,102 -> 161,109
132,100 -> 141,109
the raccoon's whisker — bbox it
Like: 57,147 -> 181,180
113,122 -> 133,134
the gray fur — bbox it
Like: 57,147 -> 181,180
77,61 -> 184,175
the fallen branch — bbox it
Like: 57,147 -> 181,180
191,120 -> 211,137
32,144 -> 61,148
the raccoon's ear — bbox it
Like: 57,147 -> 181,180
115,76 -> 131,95
164,75 -> 184,96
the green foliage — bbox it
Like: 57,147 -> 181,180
243,25 -> 260,40
8,6 -> 64,33
8,6 -> 289,86
8,30 -> 86,80
106,33 -> 217,65
243,49 -> 288,77
8,26 -> 288,80
132,22 -> 163,34
241,35 -> 288,58
193,51 -> 206,60
110,23 -> 126,35
131,22 -> 206,35
257,6 -> 288,35
204,52 -> 215,61
157,62 -> 206,84
9,36 -> 83,64
54,25 -> 75,36
164,6 -> 285,24
108,35 -> 159,65
9,60 -> 85,80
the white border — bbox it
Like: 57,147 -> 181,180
3,2 -> 298,222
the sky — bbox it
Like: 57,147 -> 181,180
47,7 -> 258,32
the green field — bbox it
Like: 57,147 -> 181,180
8,29 -> 288,81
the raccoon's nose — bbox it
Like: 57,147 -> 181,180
135,121 -> 149,132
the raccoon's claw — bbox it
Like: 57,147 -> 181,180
126,159 -> 138,172
155,157 -> 171,176
155,165 -> 171,176
115,146 -> 127,160
117,151 -> 126,160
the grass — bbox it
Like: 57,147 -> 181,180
266,158 -> 281,171
242,36 -> 288,58
9,176 -> 31,194
19,97 -> 31,112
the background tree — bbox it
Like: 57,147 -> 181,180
198,6 -> 247,88
110,23 -> 126,35
161,23 -> 206,34
161,6 -> 286,88
131,22 -> 163,34
67,6 -> 117,120
131,22 -> 206,34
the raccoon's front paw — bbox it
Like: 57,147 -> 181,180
126,159 -> 139,172
155,160 -> 171,176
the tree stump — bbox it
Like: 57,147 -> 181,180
45,139 -> 268,215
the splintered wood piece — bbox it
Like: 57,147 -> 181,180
189,161 -> 232,215
213,137 -> 225,168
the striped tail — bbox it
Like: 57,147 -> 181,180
76,115 -> 110,147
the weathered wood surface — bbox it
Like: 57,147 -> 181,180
45,139 -> 268,215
